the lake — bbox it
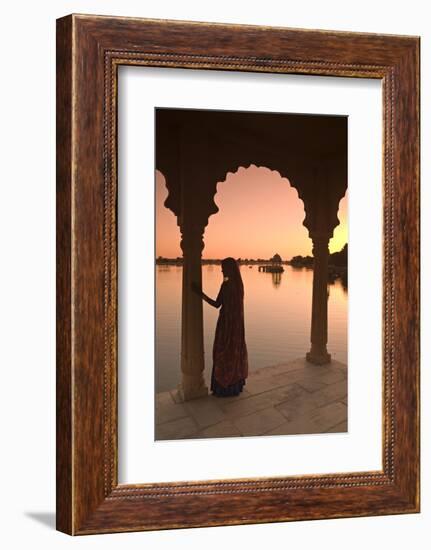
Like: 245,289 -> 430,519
156,264 -> 347,392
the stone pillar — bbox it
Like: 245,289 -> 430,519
306,232 -> 332,365
177,225 -> 208,401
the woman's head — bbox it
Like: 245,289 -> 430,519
221,257 -> 244,295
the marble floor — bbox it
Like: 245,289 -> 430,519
155,358 -> 348,440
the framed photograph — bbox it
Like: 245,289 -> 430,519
56,14 -> 420,534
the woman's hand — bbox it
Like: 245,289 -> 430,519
191,282 -> 202,296
192,283 -> 221,308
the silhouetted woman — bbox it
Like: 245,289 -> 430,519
193,257 -> 248,397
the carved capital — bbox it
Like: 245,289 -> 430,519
310,232 -> 331,258
179,225 -> 205,257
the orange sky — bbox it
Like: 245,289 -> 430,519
156,166 -> 347,259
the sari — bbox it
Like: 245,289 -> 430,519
210,279 -> 248,396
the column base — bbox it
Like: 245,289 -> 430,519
306,349 -> 331,365
177,378 -> 208,402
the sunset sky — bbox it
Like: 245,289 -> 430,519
156,166 -> 348,260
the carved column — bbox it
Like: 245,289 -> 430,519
306,232 -> 332,365
177,225 -> 208,401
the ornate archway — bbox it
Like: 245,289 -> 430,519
156,108 -> 347,400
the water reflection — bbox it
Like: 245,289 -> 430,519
258,270 -> 283,287
156,264 -> 347,392
272,271 -> 282,287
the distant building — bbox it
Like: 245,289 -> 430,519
270,253 -> 282,265
259,253 -> 284,273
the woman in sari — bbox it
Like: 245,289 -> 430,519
193,257 -> 248,397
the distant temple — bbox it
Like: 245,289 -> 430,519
258,253 -> 284,273
270,253 -> 282,265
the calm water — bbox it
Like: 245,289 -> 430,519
156,265 -> 347,392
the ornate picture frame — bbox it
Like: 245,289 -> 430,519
56,14 -> 420,534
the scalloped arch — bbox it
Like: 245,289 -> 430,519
209,163 -> 309,233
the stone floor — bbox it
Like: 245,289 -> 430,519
155,358 -> 348,440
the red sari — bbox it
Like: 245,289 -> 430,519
211,279 -> 248,396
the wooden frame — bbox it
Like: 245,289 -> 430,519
56,14 -> 420,535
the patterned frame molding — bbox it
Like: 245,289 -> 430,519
56,14 -> 419,534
